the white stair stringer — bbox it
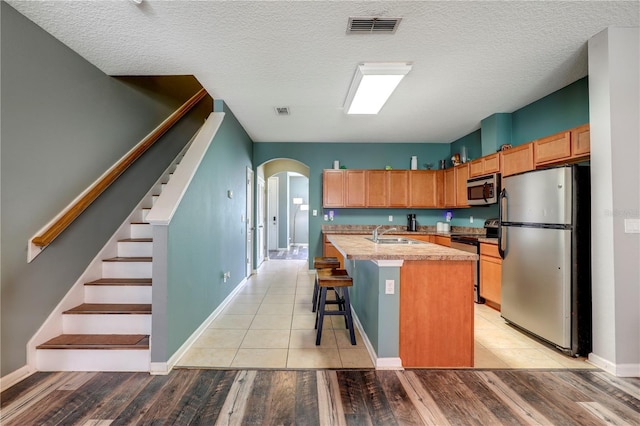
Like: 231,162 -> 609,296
32,128 -> 199,373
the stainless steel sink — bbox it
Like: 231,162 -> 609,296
366,237 -> 424,245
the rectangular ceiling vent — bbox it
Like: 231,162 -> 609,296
274,107 -> 290,116
347,17 -> 402,34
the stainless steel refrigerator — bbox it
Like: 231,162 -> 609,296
498,165 -> 591,356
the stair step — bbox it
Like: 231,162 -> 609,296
118,239 -> 153,257
131,222 -> 152,238
37,334 -> 149,350
102,257 -> 152,278
85,278 -> 152,286
63,303 -> 151,315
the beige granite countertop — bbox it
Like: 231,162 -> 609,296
478,237 -> 499,245
321,224 -> 486,237
327,234 -> 478,261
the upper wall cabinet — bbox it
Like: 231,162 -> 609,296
571,124 -> 590,157
501,143 -> 535,177
388,170 -> 409,207
469,152 -> 501,178
409,170 -> 443,208
365,170 -> 389,207
322,170 -> 345,207
455,164 -> 470,207
534,124 -> 590,167
345,170 -> 366,207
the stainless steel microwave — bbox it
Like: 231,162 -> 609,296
467,173 -> 500,205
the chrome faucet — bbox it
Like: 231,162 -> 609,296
373,225 -> 397,242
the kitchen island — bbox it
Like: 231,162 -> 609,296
327,234 -> 476,368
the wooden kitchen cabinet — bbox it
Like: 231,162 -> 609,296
480,242 -> 501,309
455,163 -> 470,207
409,170 -> 443,208
534,131 -> 572,166
365,170 -> 388,207
345,170 -> 366,207
408,234 -> 434,243
501,143 -> 534,177
322,170 -> 344,207
571,124 -> 590,157
443,168 -> 456,207
388,170 -> 409,207
322,235 -> 344,268
469,152 -> 501,177
433,235 -> 451,247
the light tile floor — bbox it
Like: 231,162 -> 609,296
176,259 -> 596,370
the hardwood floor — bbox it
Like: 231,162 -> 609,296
2,369 -> 638,425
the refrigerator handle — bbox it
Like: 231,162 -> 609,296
498,188 -> 507,259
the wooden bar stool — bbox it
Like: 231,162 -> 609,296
315,273 -> 356,346
312,257 -> 340,312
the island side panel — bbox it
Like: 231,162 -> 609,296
399,260 -> 474,367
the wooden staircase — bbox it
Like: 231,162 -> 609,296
35,190 -> 162,372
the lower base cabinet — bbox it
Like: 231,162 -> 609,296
480,242 -> 501,308
322,235 -> 344,268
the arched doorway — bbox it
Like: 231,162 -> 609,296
255,159 -> 309,268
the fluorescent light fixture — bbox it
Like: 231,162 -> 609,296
344,62 -> 412,114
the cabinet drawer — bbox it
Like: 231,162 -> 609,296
480,242 -> 500,259
434,235 -> 451,247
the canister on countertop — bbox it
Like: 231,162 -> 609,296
436,221 -> 444,232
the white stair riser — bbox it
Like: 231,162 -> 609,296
102,261 -> 151,278
36,349 -> 150,372
141,208 -> 151,222
152,195 -> 159,205
63,314 -> 151,334
118,241 -> 153,257
85,286 -> 152,304
130,223 -> 152,238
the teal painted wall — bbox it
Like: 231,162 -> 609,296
166,102 -> 252,356
449,129 -> 482,165
511,77 -> 589,145
254,142 -> 452,262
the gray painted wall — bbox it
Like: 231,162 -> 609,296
588,27 -> 640,373
0,3 -> 210,375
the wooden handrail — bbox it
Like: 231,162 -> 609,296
31,88 -> 208,248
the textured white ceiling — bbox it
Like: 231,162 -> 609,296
7,1 -> 639,143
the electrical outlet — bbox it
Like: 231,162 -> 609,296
625,218 -> 640,233
323,214 -> 328,221
470,215 -> 473,224
312,209 -> 317,216
385,279 -> 395,294
388,215 -> 393,222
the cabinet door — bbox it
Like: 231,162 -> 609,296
571,124 -> 590,157
345,170 -> 366,207
409,235 -> 434,243
480,254 -> 501,305
409,170 -> 440,207
469,159 -> 484,178
434,235 -> 451,247
535,131 -> 571,165
443,168 -> 456,207
483,153 -> 501,174
501,143 -> 534,177
322,170 -> 345,207
366,170 -> 389,207
388,170 -> 409,207
455,163 -> 469,207
323,241 -> 344,268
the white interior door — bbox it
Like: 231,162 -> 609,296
267,176 -> 278,251
246,168 -> 254,276
257,176 -> 266,266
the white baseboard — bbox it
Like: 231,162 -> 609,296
350,310 -> 403,370
150,276 -> 249,375
0,365 -> 36,392
588,353 -> 640,377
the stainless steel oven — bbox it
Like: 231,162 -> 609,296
467,173 -> 500,205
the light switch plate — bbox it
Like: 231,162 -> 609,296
624,218 -> 640,233
312,209 -> 317,216
388,215 -> 393,222
385,279 -> 395,294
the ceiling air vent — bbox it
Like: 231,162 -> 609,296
274,107 -> 290,116
347,17 -> 402,34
